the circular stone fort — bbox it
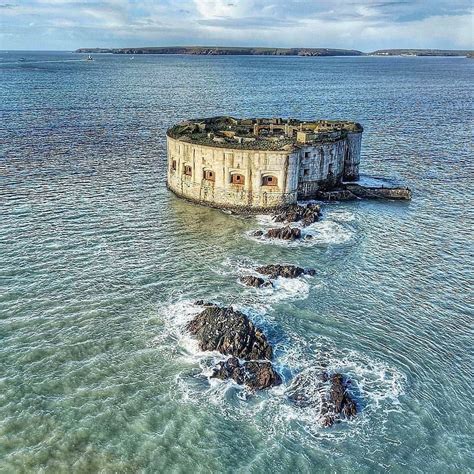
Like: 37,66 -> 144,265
167,116 -> 363,211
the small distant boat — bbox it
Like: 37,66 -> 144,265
18,57 -> 26,62
86,55 -> 94,61
130,56 -> 134,60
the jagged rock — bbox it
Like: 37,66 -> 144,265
273,203 -> 322,226
320,373 -> 357,426
211,357 -> 282,390
265,226 -> 301,240
287,371 -> 357,427
253,230 -> 264,237
194,300 -> 218,307
239,276 -> 272,288
256,264 -> 315,279
186,305 -> 273,360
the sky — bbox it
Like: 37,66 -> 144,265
0,0 -> 473,51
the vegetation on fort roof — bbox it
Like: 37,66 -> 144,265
167,117 -> 362,151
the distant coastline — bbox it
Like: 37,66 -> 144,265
74,46 -> 474,57
74,47 -> 363,56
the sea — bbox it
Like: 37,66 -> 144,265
0,51 -> 473,473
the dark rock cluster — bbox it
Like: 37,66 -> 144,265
239,275 -> 272,288
273,203 -> 322,226
187,302 -> 358,424
211,357 -> 282,390
288,371 -> 357,427
265,226 -> 301,241
187,304 -> 282,391
186,305 -> 273,360
252,204 -> 322,241
238,264 -> 315,288
256,264 -> 315,279
184,201 -> 359,427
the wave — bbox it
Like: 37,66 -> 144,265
247,210 -> 355,247
217,257 -> 314,304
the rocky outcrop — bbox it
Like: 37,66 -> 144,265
265,226 -> 301,240
273,203 -> 322,226
211,357 -> 282,390
239,275 -> 272,288
288,371 -> 357,427
186,305 -> 273,360
321,373 -> 357,426
256,264 -> 315,279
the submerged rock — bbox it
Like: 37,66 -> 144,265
253,230 -> 264,237
273,203 -> 322,226
211,356 -> 282,390
194,300 -> 218,307
265,226 -> 301,240
256,264 -> 315,279
186,305 -> 273,360
239,275 -> 272,288
287,371 -> 357,427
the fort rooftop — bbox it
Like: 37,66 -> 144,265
167,117 -> 363,152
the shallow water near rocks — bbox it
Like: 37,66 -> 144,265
1,52 -> 473,472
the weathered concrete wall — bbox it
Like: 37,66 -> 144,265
167,136 -> 299,211
166,131 -> 362,210
343,133 -> 362,181
297,139 -> 347,198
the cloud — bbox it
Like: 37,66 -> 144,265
0,0 -> 472,50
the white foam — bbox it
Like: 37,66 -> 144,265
151,299 -> 204,360
167,326 -> 407,445
218,257 -> 315,305
152,276 -> 406,447
325,209 -> 356,222
248,211 -> 355,247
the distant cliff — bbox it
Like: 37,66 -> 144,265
75,47 -> 474,57
75,46 -> 364,56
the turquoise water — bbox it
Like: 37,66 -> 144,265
1,51 -> 473,472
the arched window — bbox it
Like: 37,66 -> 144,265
171,160 -> 177,171
230,173 -> 245,185
184,165 -> 192,176
203,169 -> 215,182
262,175 -> 278,186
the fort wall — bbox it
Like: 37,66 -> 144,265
167,136 -> 300,210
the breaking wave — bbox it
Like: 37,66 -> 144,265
152,298 -> 406,445
247,211 -> 355,246
216,257 -> 316,304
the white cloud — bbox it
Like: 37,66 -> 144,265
0,0 -> 472,50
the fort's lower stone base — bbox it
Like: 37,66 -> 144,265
167,183 -> 295,214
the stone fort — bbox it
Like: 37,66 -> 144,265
167,116 -> 363,211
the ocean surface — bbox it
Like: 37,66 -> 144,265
0,51 -> 473,473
